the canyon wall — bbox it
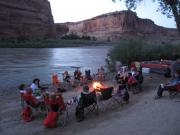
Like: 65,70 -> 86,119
0,0 -> 55,39
58,10 -> 179,42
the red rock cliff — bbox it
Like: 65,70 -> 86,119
0,0 -> 55,39
59,10 -> 179,42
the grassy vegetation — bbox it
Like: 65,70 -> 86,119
0,38 -> 112,48
106,38 -> 180,71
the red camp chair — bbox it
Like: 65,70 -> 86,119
44,93 -> 69,126
22,93 -> 47,114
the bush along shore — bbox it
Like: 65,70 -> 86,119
0,38 -> 113,48
106,38 -> 180,71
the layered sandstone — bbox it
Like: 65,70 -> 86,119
0,0 -> 55,39
58,10 -> 179,42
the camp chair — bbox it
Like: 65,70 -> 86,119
76,91 -> 98,121
98,87 -> 121,111
44,94 -> 69,126
20,91 -> 25,108
81,91 -> 99,114
22,93 -> 47,115
168,83 -> 180,98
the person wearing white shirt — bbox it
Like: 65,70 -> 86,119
30,78 -> 40,93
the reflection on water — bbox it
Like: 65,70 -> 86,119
0,46 -> 112,90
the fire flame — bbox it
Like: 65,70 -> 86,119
93,81 -> 102,90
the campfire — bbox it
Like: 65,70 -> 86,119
93,81 -> 103,90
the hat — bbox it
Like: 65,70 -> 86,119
83,85 -> 89,92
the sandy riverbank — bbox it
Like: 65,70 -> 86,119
1,73 -> 180,135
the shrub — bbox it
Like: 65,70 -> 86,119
106,38 -> 180,70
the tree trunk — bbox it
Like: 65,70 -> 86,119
170,4 -> 180,35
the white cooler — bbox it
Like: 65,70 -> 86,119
142,67 -> 150,74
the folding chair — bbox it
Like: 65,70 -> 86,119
98,87 -> 121,111
168,83 -> 180,98
82,91 -> 99,114
76,91 -> 99,122
20,91 -> 25,108
44,94 -> 69,126
22,93 -> 47,115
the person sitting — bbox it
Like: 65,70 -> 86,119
97,66 -> 105,81
63,71 -> 71,83
115,71 -> 122,83
155,70 -> 180,99
127,72 -> 138,86
85,70 -> 93,81
44,92 -> 66,112
30,78 -> 41,95
115,70 -> 129,84
74,69 -> 82,81
52,73 -> 61,86
75,85 -> 95,122
127,72 -> 140,94
76,85 -> 91,102
19,84 -> 27,94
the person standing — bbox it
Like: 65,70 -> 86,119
171,55 -> 180,79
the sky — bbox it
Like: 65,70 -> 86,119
48,0 -> 176,28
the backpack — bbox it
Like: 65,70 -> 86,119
43,111 -> 59,128
21,106 -> 33,122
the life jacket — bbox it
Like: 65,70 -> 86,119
22,93 -> 39,107
43,111 -> 59,128
21,106 -> 33,122
128,76 -> 138,85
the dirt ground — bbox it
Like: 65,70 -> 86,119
1,73 -> 180,135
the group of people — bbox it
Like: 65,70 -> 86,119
19,78 -> 67,126
18,54 -> 180,127
115,65 -> 143,94
114,55 -> 180,99
54,67 -> 106,89
61,68 -> 91,86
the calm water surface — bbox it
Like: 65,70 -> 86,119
0,46 -> 112,90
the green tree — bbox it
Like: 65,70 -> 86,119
112,0 -> 180,35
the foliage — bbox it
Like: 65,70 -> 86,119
61,32 -> 92,40
112,0 -> 180,34
106,38 -> 180,70
61,32 -> 81,40
0,38 -> 110,48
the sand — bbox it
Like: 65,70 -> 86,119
1,73 -> 180,135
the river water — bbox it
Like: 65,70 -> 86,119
0,46 -> 112,90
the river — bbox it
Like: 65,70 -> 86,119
0,46 -> 112,91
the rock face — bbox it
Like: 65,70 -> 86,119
0,0 -> 55,39
58,10 -> 179,42
56,23 -> 69,37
